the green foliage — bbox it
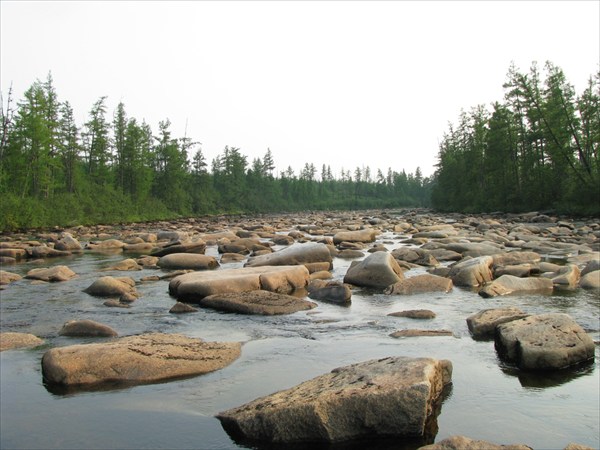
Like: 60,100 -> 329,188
432,62 -> 600,215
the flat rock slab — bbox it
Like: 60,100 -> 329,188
495,313 -> 595,370
169,265 -> 310,302
388,309 -> 436,319
199,290 -> 317,315
479,275 -> 553,298
466,308 -> 529,339
157,253 -> 219,270
390,329 -> 454,338
419,435 -> 532,450
25,265 -> 77,282
244,242 -> 332,270
42,333 -> 241,388
0,332 -> 44,351
385,274 -> 452,295
217,356 -> 452,444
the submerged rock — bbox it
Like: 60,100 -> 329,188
42,333 -> 241,388
0,332 -> 44,352
307,280 -> 352,304
390,329 -> 454,338
199,290 -> 316,315
388,309 -> 436,319
217,356 -> 452,444
419,435 -> 532,450
58,319 -> 118,337
385,274 -> 452,295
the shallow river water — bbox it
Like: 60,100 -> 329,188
1,232 -> 599,450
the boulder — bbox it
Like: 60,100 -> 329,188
549,264 -> 581,288
0,270 -> 22,285
83,276 -> 138,297
385,274 -> 453,295
492,251 -> 542,267
493,264 -> 534,278
220,253 -> 247,264
448,256 -> 493,287
337,249 -> 365,259
42,333 -> 241,387
199,290 -> 316,315
478,275 -> 553,298
136,255 -> 160,267
307,280 -> 351,304
332,229 -> 378,245
217,356 -> 452,444
58,319 -> 118,337
101,258 -> 142,271
495,313 -> 595,370
466,308 -> 529,339
157,253 -> 219,271
122,242 -> 156,253
445,242 -> 502,257
391,248 -> 439,267
169,265 -> 310,302
581,259 -> 600,276
388,309 -> 436,319
54,233 -> 83,252
25,265 -> 77,282
0,332 -> 44,352
580,270 -> 600,289
85,239 -> 125,250
151,241 -> 206,257
26,245 -> 71,258
428,248 -> 463,262
344,251 -> 404,289
169,302 -> 198,313
244,242 -> 332,271
0,248 -> 27,259
419,435 -> 532,450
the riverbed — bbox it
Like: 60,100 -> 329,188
1,217 -> 599,449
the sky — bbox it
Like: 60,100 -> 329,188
1,1 -> 599,179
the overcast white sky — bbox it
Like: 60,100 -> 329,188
1,1 -> 599,178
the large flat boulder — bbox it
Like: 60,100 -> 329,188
244,242 -> 332,271
495,313 -> 595,370
344,251 -> 404,289
217,356 -> 452,444
385,274 -> 452,295
478,275 -> 553,298
466,308 -> 529,339
448,256 -> 493,287
25,265 -> 77,282
42,333 -> 241,387
169,265 -> 310,302
199,290 -> 316,315
332,229 -> 378,245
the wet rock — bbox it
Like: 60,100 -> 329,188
495,313 -> 595,370
103,300 -> 131,308
391,247 -> 439,267
479,275 -> 554,298
0,248 -> 27,259
119,292 -> 137,303
83,276 -> 138,297
493,264 -> 534,278
54,233 -> 83,252
220,253 -> 247,264
548,264 -> 581,288
492,251 -> 542,267
0,332 -> 44,352
199,290 -> 316,315
169,302 -> 198,313
344,251 -> 404,289
136,255 -> 159,267
102,258 -> 142,271
581,258 -> 600,276
428,248 -> 463,261
388,309 -> 436,319
307,280 -> 351,304
169,265 -> 310,301
563,444 -> 596,450
245,242 -> 332,271
59,319 -> 118,337
445,242 -> 502,257
332,228 -> 378,244
123,242 -> 156,253
25,265 -> 77,282
26,245 -> 71,258
418,435 -> 532,450
157,253 -> 219,271
466,307 -> 529,339
448,256 -> 494,287
385,274 -> 452,295
42,333 -> 241,387
390,329 -> 454,338
336,249 -> 365,259
0,270 -> 22,285
151,241 -> 206,257
85,239 -> 126,250
580,270 -> 600,289
271,235 -> 295,246
217,356 -> 452,443
0,256 -> 16,265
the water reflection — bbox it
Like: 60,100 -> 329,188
499,359 -> 595,389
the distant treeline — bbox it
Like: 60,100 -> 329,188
0,74 -> 430,231
431,61 -> 600,215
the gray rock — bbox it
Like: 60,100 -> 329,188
344,251 -> 404,289
388,309 -> 436,319
217,356 -> 452,443
54,233 -> 83,252
495,313 -> 595,370
199,290 -> 316,315
42,333 -> 240,387
466,308 -> 529,339
151,241 -> 206,257
479,275 -> 553,298
581,259 -> 600,276
307,280 -> 351,304
59,319 -> 118,337
385,274 -> 452,295
390,329 -> 454,338
169,302 -> 198,313
448,256 -> 494,287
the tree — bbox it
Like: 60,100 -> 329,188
82,96 -> 111,186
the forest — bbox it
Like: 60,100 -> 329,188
432,61 -> 599,215
0,62 -> 598,232
0,73 -> 430,231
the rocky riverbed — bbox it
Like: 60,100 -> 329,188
0,209 -> 598,449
